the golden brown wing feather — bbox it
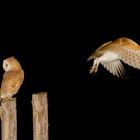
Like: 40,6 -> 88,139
118,48 -> 140,69
102,37 -> 140,71
87,37 -> 140,79
0,70 -> 24,97
89,37 -> 140,69
113,37 -> 140,50
111,38 -> 140,69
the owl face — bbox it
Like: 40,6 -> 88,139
3,59 -> 10,71
3,56 -> 22,71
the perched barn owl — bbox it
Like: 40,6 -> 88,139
0,56 -> 24,102
87,37 -> 140,78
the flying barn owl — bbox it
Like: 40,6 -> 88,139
0,56 -> 24,102
87,37 -> 140,78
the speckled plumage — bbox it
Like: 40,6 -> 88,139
88,37 -> 140,78
0,56 -> 24,102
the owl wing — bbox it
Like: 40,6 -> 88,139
102,60 -> 126,78
1,71 -> 24,94
110,37 -> 140,69
118,47 -> 140,69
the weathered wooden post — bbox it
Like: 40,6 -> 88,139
1,98 -> 17,140
32,92 -> 48,140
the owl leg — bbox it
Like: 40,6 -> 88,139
89,58 -> 99,74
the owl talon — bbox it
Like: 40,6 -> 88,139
89,65 -> 98,74
89,67 -> 94,74
1,97 -> 13,103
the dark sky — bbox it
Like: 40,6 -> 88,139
1,4 -> 140,140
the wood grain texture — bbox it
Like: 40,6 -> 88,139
32,92 -> 48,140
1,98 -> 17,140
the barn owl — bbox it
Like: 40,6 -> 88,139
0,56 -> 24,102
87,37 -> 140,78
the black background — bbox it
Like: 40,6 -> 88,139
1,3 -> 140,140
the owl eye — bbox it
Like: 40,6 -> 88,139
3,62 -> 9,71
4,63 -> 8,68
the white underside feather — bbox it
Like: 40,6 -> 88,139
102,60 -> 125,78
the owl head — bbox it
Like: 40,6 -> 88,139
3,56 -> 23,71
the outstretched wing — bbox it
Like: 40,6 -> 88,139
118,47 -> 140,69
108,37 -> 140,70
88,37 -> 140,78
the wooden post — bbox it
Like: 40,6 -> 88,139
32,92 -> 48,140
1,98 -> 17,140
